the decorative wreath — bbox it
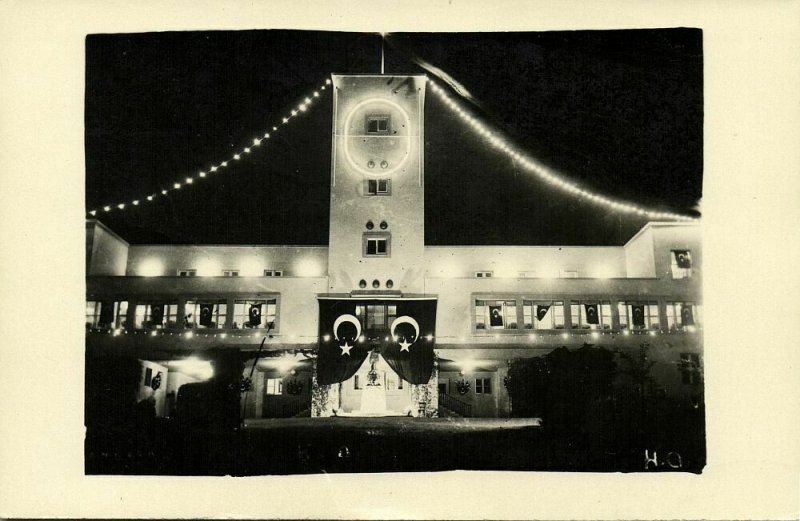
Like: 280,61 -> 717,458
456,378 -> 471,395
286,378 -> 304,396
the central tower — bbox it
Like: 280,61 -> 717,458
327,74 -> 427,293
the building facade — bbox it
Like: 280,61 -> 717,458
86,74 -> 702,421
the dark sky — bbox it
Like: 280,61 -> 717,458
85,29 -> 703,246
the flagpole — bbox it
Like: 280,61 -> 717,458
380,32 -> 385,74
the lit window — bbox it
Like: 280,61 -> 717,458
356,304 -> 397,334
232,299 -> 277,330
474,300 -> 517,330
367,179 -> 391,195
178,269 -> 197,277
679,353 -> 702,385
666,302 -> 701,331
570,301 -> 613,329
366,115 -> 390,134
222,270 -> 239,277
475,271 -> 493,278
522,300 -> 566,329
475,378 -> 492,394
618,301 -> 660,330
266,378 -> 283,395
363,233 -> 390,257
184,300 -> 227,329
671,250 -> 693,279
85,300 -> 128,329
134,303 -> 178,329
264,270 -> 283,277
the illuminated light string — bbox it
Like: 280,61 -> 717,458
87,79 -> 333,217
426,79 -> 698,222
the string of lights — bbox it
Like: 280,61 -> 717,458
87,78 -> 333,217
426,79 -> 698,222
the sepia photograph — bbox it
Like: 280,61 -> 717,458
83,29 -> 705,475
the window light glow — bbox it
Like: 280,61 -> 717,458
139,258 -> 164,277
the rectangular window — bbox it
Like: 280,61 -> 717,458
366,115 -> 390,134
135,303 -> 178,329
367,179 -> 391,195
222,270 -> 239,277
570,301 -> 613,329
144,367 -> 153,387
357,304 -> 397,334
233,299 -> 277,330
618,301 -> 660,330
666,302 -> 701,331
671,250 -> 693,279
474,299 -> 517,330
354,375 -> 361,390
522,300 -> 565,329
363,233 -> 390,257
184,300 -> 227,329
263,270 -> 283,277
475,378 -> 492,394
177,269 -> 197,277
475,271 -> 493,278
266,378 -> 282,395
679,353 -> 702,385
85,300 -> 128,329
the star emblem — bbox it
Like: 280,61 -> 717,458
339,341 -> 353,356
398,339 -> 412,352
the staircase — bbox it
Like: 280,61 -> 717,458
438,393 -> 472,418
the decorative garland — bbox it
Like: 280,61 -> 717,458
456,378 -> 471,395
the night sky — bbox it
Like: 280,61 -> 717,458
85,29 -> 703,246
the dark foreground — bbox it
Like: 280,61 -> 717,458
85,415 -> 704,475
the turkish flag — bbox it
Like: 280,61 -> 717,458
380,299 -> 437,384
489,305 -> 504,327
631,304 -> 645,326
248,303 -> 262,327
584,304 -> 599,325
316,299 -> 370,385
674,250 -> 692,269
681,304 -> 694,326
99,301 -> 114,326
199,303 -> 214,327
150,304 -> 165,326
536,305 -> 550,321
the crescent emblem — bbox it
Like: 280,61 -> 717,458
390,315 -> 420,344
333,314 -> 362,342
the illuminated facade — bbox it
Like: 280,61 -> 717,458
86,74 -> 702,420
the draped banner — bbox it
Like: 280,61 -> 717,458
317,299 -> 437,386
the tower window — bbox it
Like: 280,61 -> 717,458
367,178 -> 391,195
363,233 -> 390,257
366,115 -> 390,134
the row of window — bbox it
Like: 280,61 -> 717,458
86,299 -> 277,330
473,250 -> 694,280
177,269 -> 283,277
475,299 -> 701,331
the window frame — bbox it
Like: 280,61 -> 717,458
85,300 -> 128,329
666,301 -> 701,331
475,377 -> 492,394
474,299 -> 518,331
265,378 -> 283,395
222,270 -> 239,277
365,114 -> 391,134
362,232 -> 391,257
232,297 -> 279,331
134,302 -> 179,329
475,271 -> 493,278
184,299 -> 228,329
570,300 -> 613,330
670,249 -> 693,279
263,269 -> 283,277
521,299 -> 566,330
618,301 -> 661,330
366,178 -> 391,196
177,269 -> 197,277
